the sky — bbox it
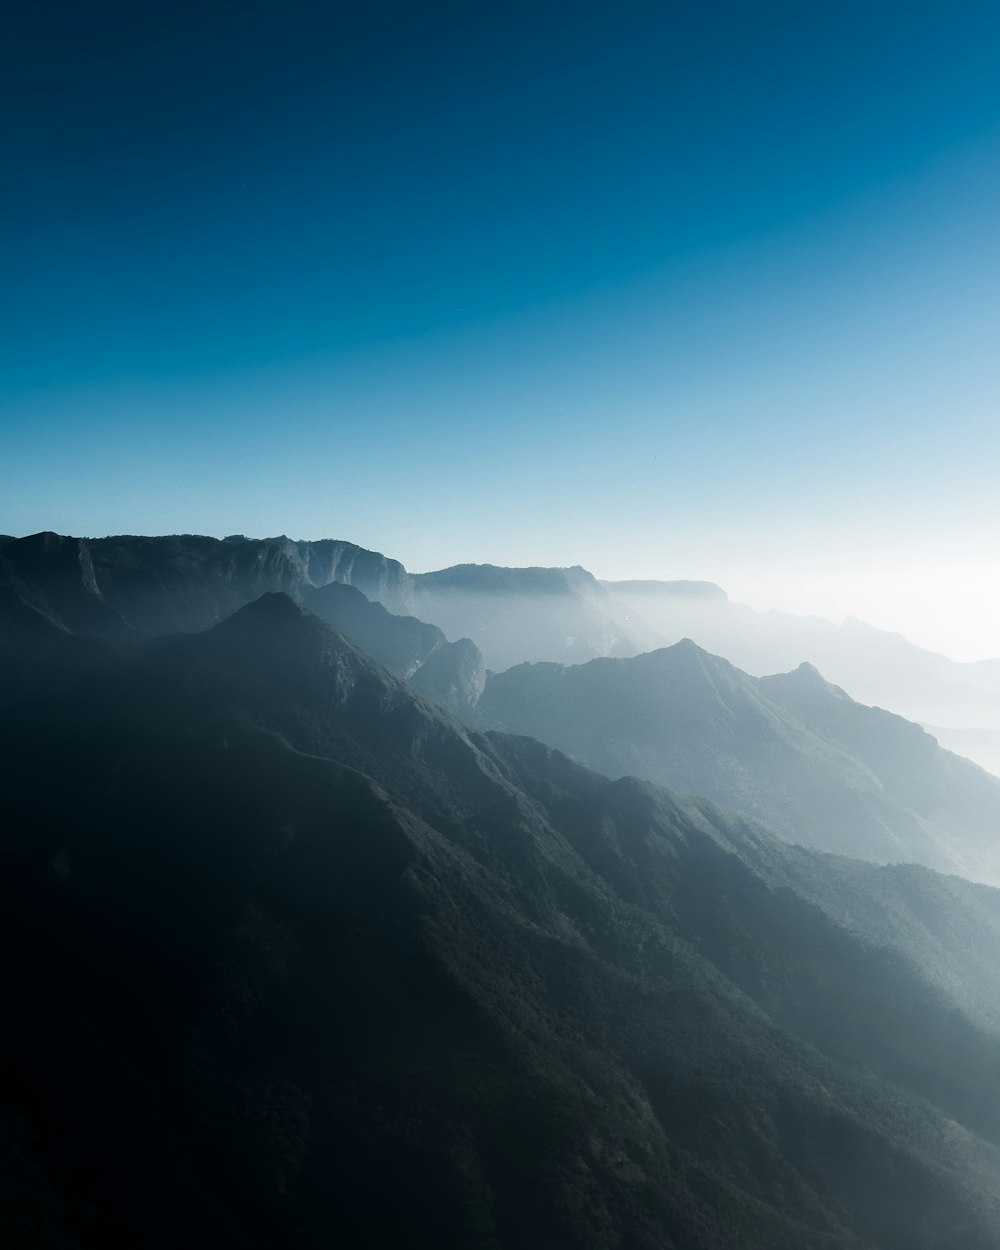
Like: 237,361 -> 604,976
3,0 -> 999,659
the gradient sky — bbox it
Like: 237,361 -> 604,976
3,1 -> 999,659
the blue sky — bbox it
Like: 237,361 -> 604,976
3,1 -> 999,656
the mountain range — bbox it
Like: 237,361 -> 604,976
5,531 -> 998,881
606,579 -> 1000,776
4,530 -> 998,773
5,589 -> 1000,1247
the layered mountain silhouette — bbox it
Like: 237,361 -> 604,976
4,593 -> 1000,1247
6,530 -> 997,774
4,532 -> 999,884
408,563 -> 647,669
606,579 -> 1000,775
304,581 -> 485,717
0,534 -> 639,669
478,640 -> 1000,883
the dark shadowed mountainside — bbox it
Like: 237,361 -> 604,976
0,531 -> 488,718
3,596 -> 1000,1248
305,581 -> 485,717
477,641 -> 1000,883
0,531 -> 411,641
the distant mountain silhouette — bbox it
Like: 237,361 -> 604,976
3,594 -> 1000,1247
478,640 -> 1000,883
605,579 -> 1000,774
609,577 -> 727,600
410,563 -> 648,670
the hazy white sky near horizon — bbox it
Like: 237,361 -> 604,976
405,534 -> 1000,664
633,557 -> 1000,665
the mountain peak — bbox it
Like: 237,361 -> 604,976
207,592 -> 337,654
656,636 -> 724,669
233,590 -> 303,619
788,660 -> 843,691
671,636 -> 704,653
759,659 -> 851,704
625,638 -> 745,689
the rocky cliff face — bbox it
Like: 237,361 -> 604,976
0,531 -> 135,638
0,532 -> 489,721
89,534 -> 304,634
0,532 -> 413,640
0,532 -> 301,637
262,535 -> 414,613
0,534 -> 656,696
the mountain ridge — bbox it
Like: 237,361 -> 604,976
478,637 -> 1000,882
